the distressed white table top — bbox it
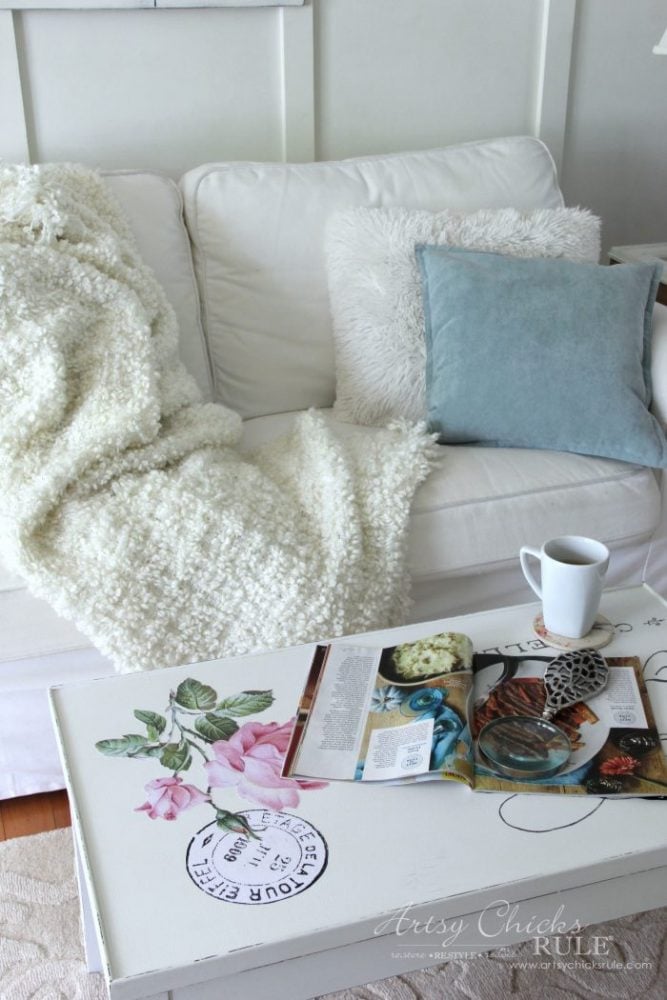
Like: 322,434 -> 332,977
50,585 -> 667,999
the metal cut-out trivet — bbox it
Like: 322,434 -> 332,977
542,649 -> 609,721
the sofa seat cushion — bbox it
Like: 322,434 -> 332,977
181,136 -> 563,419
410,444 -> 660,577
239,411 -> 661,579
0,412 -> 658,664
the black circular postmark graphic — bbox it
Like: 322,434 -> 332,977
186,809 -> 328,904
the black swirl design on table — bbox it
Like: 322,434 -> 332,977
497,793 -> 607,833
643,649 -> 667,684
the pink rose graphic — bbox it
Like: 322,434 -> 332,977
204,719 -> 327,810
135,776 -> 210,821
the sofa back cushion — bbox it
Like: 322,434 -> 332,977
180,135 -> 564,419
103,171 -> 213,400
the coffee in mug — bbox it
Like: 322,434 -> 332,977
519,535 -> 610,638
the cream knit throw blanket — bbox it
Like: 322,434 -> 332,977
0,163 -> 434,672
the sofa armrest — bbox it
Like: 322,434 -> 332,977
651,302 -> 667,426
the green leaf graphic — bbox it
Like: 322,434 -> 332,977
194,714 -> 239,742
160,740 -> 192,772
215,690 -> 274,717
174,679 -> 217,711
95,734 -> 150,758
134,710 -> 166,735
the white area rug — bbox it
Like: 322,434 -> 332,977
1,828 -> 666,999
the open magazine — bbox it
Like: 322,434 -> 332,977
282,632 -> 667,796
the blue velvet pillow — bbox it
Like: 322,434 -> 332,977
415,246 -> 666,467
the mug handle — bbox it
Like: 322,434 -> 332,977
519,545 -> 542,599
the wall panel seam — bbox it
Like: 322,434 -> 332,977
0,10 -> 30,162
533,0 -> 577,176
279,0 -> 315,162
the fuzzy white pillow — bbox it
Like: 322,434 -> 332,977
325,206 -> 601,425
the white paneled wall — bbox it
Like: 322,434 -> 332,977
13,7 -> 285,172
562,0 -> 667,251
0,0 -> 665,250
315,0 -> 541,161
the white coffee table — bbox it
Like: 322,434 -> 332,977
50,585 -> 667,1000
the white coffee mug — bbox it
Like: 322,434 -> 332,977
519,535 -> 610,638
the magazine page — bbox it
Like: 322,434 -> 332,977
470,654 -> 667,796
283,633 -> 475,784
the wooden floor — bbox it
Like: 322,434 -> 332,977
0,790 -> 71,842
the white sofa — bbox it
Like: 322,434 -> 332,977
2,134 -> 667,797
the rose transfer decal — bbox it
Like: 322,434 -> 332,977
95,679 -> 327,843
